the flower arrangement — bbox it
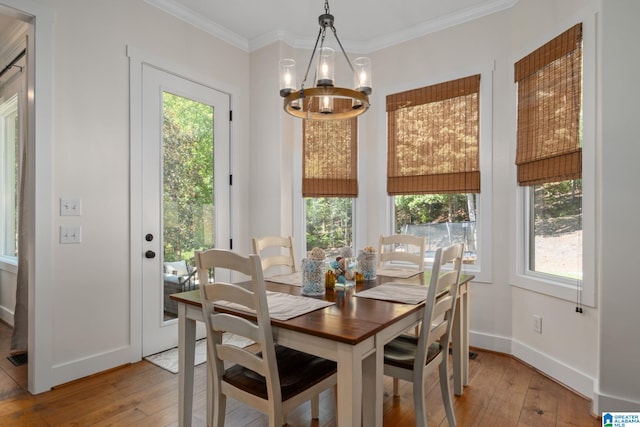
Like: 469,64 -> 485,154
329,246 -> 355,285
309,247 -> 326,260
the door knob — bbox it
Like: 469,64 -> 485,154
145,250 -> 156,259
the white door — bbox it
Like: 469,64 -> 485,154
141,64 -> 230,356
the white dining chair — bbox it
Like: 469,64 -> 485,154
195,248 -> 336,427
378,234 -> 426,271
382,243 -> 464,427
252,235 -> 298,276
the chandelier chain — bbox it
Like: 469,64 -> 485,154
301,27 -> 325,90
331,26 -> 355,74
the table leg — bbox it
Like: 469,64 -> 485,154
452,283 -> 469,395
461,285 -> 469,386
362,351 -> 376,427
178,302 -> 196,427
336,344 -> 362,427
373,335 -> 385,427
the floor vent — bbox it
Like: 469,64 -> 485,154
7,353 -> 28,366
449,348 -> 478,360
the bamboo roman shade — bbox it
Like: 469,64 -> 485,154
514,23 -> 582,186
386,75 -> 480,195
303,98 -> 358,197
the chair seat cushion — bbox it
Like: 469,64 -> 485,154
223,345 -> 336,402
383,334 -> 442,370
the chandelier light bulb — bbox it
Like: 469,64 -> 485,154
279,59 -> 296,96
320,95 -> 333,114
316,47 -> 335,87
353,57 -> 372,95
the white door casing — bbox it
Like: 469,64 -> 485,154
140,63 -> 230,356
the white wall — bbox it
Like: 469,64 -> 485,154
597,0 -> 640,413
248,42 -> 296,243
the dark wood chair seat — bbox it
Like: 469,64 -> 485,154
225,345 -> 337,401
383,335 -> 441,370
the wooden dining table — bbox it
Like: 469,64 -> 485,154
170,271 -> 473,427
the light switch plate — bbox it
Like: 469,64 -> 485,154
60,226 -> 82,244
60,199 -> 81,216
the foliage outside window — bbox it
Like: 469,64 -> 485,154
162,92 -> 214,265
529,180 -> 582,280
515,24 -> 583,283
0,95 -> 18,260
395,194 -> 477,264
305,197 -> 352,260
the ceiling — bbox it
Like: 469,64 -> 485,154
146,0 -> 518,53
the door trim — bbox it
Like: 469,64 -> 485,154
128,45 -> 234,360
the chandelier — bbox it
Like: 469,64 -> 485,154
279,0 -> 372,121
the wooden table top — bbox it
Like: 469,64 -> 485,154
171,272 -> 474,346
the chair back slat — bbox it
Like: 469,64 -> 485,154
378,234 -> 426,271
211,313 -> 261,343
216,341 -> 267,376
252,235 -> 298,274
207,282 -> 257,311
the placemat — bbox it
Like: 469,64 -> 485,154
376,267 -> 421,279
354,282 -> 428,304
266,271 -> 302,286
216,291 -> 333,321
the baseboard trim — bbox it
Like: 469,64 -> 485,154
0,305 -> 14,327
470,330 -> 512,354
470,331 -> 596,409
593,381 -> 640,414
50,345 -> 134,389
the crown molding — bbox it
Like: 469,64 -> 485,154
365,0 -> 519,53
146,0 -> 518,54
144,0 -> 249,52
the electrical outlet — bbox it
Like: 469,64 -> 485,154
533,315 -> 542,333
60,226 -> 82,244
60,199 -> 81,216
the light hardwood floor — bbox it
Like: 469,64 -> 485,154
0,321 -> 599,426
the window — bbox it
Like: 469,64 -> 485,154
515,24 -> 584,288
387,75 -> 484,269
305,197 -> 353,259
394,194 -> 477,264
0,94 -> 19,262
527,180 -> 582,281
303,98 -> 357,258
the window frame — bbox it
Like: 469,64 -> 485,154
511,16 -> 596,307
385,66 -> 494,283
0,94 -> 19,269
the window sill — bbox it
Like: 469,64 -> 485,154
0,257 -> 18,274
510,272 -> 594,308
